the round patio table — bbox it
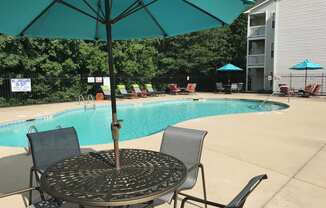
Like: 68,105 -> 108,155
40,149 -> 187,207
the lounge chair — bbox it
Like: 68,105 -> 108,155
279,84 -> 294,96
131,84 -> 147,97
298,83 -> 321,97
184,83 -> 197,94
0,187 -> 63,208
145,83 -> 164,96
117,84 -> 135,98
101,85 -> 111,99
180,174 -> 267,208
26,127 -> 81,206
158,126 -> 208,208
168,84 -> 181,94
216,82 -> 224,92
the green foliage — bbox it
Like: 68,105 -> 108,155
0,15 -> 248,106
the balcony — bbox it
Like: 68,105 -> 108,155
248,54 -> 265,66
248,25 -> 266,38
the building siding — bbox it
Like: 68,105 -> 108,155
274,0 -> 326,89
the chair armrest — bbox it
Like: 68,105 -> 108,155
181,194 -> 226,208
0,187 -> 37,198
226,174 -> 267,208
187,163 -> 201,172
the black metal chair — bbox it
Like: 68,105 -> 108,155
159,126 -> 208,208
180,174 -> 268,208
0,187 -> 63,208
26,127 -> 81,205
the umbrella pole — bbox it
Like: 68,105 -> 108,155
105,0 -> 121,170
305,68 -> 307,88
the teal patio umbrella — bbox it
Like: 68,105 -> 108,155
217,63 -> 243,84
290,59 -> 323,88
0,0 -> 254,169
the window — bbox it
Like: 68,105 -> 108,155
271,42 -> 274,58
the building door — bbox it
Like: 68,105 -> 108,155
248,68 -> 264,91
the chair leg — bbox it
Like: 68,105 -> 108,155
28,168 -> 33,205
199,164 -> 207,208
173,191 -> 178,208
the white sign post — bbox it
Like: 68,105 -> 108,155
10,79 -> 31,92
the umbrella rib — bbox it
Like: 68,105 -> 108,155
59,0 -> 104,23
181,0 -> 227,26
139,0 -> 168,37
19,0 -> 58,36
82,0 -> 104,20
112,0 -> 159,24
113,0 -> 141,22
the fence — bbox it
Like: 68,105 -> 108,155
277,73 -> 326,95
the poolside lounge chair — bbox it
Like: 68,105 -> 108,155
216,82 -> 224,92
279,84 -> 294,96
184,83 -> 197,94
117,84 -> 135,98
168,84 -> 181,94
180,174 -> 267,208
131,84 -> 147,97
26,127 -> 81,205
101,85 -> 111,99
145,83 -> 164,96
0,187 -> 63,208
158,126 -> 208,208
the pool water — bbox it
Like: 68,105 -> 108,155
0,99 -> 287,147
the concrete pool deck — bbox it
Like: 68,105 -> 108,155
0,93 -> 326,207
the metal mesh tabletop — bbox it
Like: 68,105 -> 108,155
40,149 -> 187,207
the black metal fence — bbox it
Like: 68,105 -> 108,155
278,73 -> 326,95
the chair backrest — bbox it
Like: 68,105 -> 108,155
117,84 -> 128,95
187,83 -> 197,92
231,83 -> 238,90
27,127 -> 81,172
226,174 -> 267,208
160,126 -> 207,185
169,84 -> 178,91
311,84 -> 321,95
238,83 -> 244,91
145,84 -> 154,93
101,85 -> 111,95
132,84 -> 142,93
216,82 -> 223,89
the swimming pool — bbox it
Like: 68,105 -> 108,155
0,99 -> 288,147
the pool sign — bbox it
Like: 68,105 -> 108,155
87,77 -> 95,83
11,79 -> 31,92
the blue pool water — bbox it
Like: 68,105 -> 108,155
0,99 -> 287,147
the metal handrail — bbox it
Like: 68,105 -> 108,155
87,94 -> 96,109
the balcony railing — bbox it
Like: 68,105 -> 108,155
248,54 -> 265,66
248,26 -> 266,38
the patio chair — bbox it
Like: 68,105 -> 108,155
168,84 -> 181,94
180,174 -> 267,208
0,187 -> 63,208
26,127 -> 81,205
238,83 -> 244,92
131,84 -> 147,97
231,83 -> 238,92
216,82 -> 224,92
117,84 -> 135,98
159,126 -> 208,208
